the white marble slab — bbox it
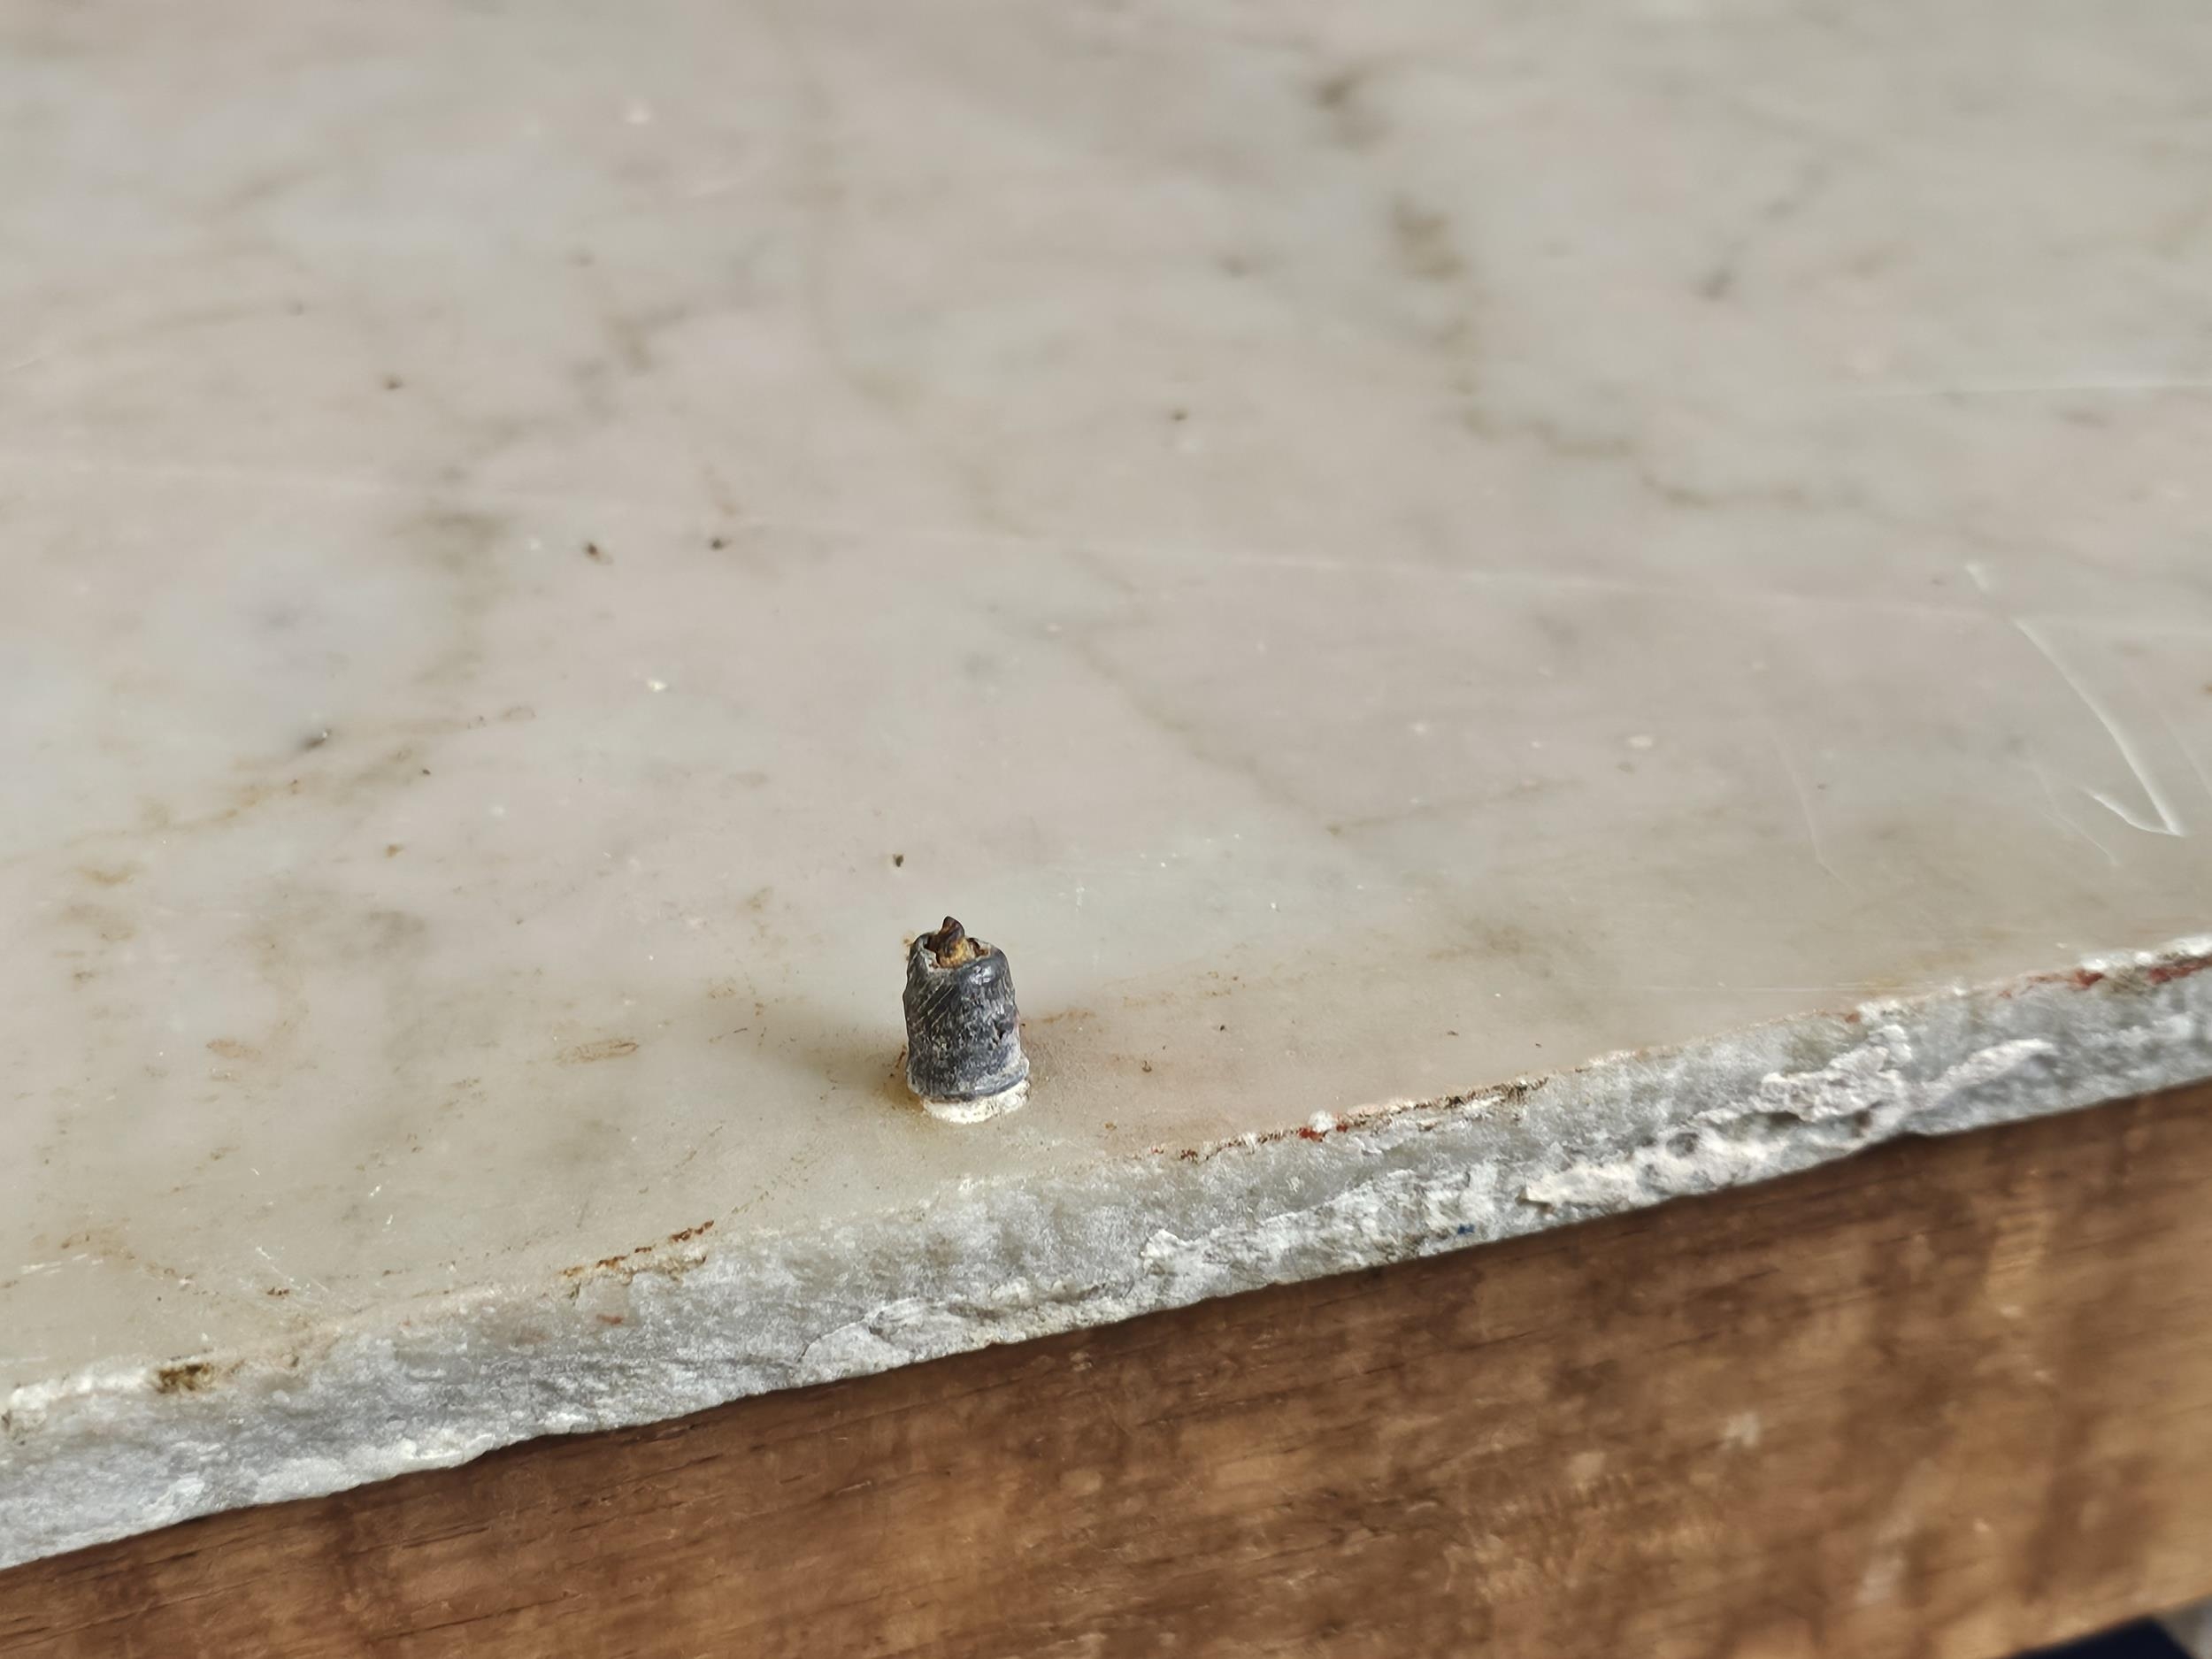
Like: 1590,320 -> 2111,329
6,0 -> 2212,1566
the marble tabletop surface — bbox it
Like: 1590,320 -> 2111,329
5,0 -> 2212,1566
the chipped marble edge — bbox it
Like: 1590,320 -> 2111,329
3,934 -> 2209,1569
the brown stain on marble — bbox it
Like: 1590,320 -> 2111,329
2001,945 -> 2211,999
560,1220 -> 718,1287
558,1038 -> 640,1064
154,1361 -> 221,1394
1147,1074 -> 1539,1166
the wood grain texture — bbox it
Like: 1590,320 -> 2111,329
6,1084 -> 2212,1658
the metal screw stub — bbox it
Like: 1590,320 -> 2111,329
902,917 -> 1029,1123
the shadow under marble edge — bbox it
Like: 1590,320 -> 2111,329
1,933 -> 2208,1571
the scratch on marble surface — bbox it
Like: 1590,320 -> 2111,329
2014,618 -> 2187,837
2021,755 -> 2123,868
2142,660 -> 2212,809
1765,727 -> 1849,890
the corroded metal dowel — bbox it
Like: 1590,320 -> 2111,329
902,917 -> 1029,1123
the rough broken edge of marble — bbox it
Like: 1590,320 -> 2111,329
3,937 -> 2208,1570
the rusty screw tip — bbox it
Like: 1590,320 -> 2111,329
923,917 -> 982,969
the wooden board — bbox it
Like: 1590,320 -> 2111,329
6,1083 -> 2212,1658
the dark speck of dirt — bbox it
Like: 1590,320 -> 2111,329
710,536 -> 727,549
585,541 -> 607,560
1217,1024 -> 1228,1032
382,375 -> 403,391
265,1286 -> 290,1298
892,853 -> 905,867
1141,1060 -> 1153,1073
1314,66 -> 1360,110
1170,408 -> 1187,422
385,843 -> 403,857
